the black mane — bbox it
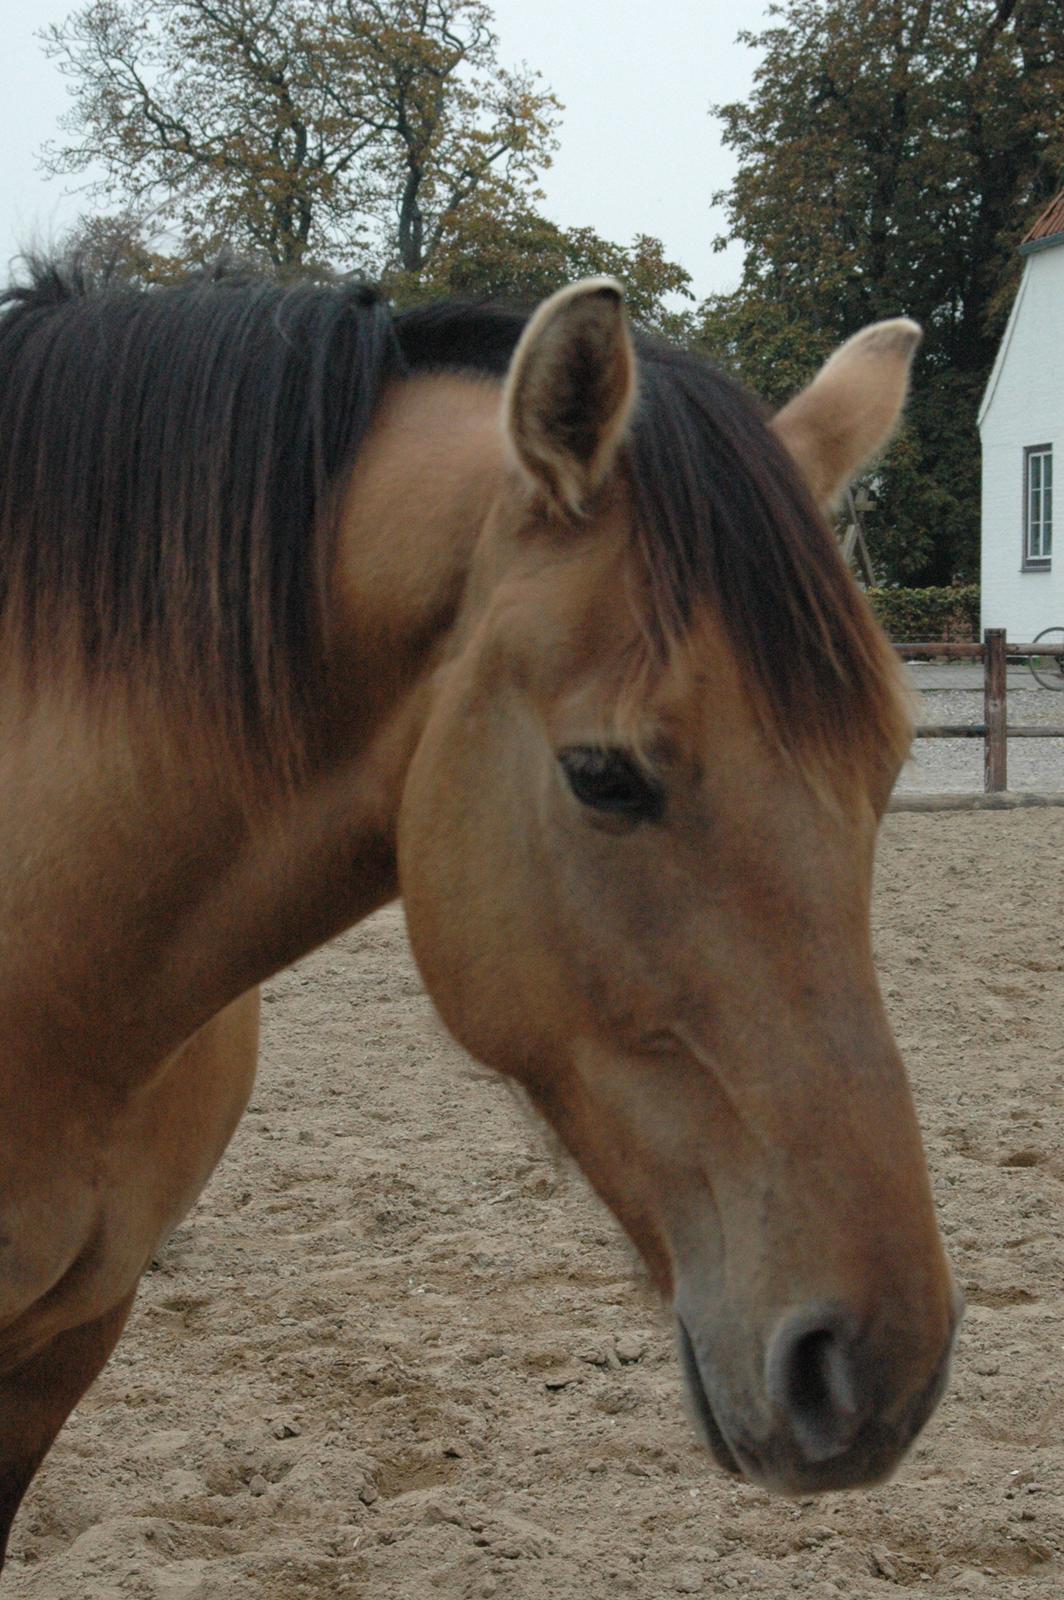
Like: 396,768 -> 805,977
0,259 -> 905,779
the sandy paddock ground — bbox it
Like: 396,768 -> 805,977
5,810 -> 1064,1599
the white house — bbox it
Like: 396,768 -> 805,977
979,190 -> 1064,641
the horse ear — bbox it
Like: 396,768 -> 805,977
504,278 -> 637,517
771,319 -> 922,508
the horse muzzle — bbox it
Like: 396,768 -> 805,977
675,1290 -> 962,1495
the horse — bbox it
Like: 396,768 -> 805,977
0,260 -> 959,1564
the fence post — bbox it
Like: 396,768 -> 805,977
984,628 -> 1007,793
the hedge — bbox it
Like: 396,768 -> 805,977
865,585 -> 980,643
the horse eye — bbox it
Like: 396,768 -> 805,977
558,747 -> 665,822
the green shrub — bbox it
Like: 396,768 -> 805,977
866,585 -> 980,642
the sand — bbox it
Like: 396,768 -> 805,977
5,810 -> 1063,1598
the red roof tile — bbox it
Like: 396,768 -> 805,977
1022,189 -> 1064,247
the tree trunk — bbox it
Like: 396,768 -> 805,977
398,165 -> 425,272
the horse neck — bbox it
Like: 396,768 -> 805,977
153,373 -> 507,1042
0,373 -> 505,1084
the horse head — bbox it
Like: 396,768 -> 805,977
398,281 -> 959,1494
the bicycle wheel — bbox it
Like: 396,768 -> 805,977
1028,626 -> 1064,690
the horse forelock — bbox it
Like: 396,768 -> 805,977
624,346 -> 912,793
397,302 -> 910,789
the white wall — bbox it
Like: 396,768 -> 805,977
979,244 -> 1064,641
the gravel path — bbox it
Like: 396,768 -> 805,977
898,664 -> 1064,795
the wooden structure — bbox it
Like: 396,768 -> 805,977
896,629 -> 1064,795
838,485 -> 877,587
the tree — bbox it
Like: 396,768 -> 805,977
700,0 -> 1064,584
41,0 -> 560,276
42,1 -> 691,330
341,1 -> 559,275
55,208 -> 189,285
392,204 -> 694,335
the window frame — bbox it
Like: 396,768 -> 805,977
1022,443 -> 1053,570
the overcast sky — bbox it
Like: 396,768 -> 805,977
0,0 -> 771,299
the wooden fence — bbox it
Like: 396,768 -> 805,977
896,629 -> 1064,794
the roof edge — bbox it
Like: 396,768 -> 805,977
1019,231 -> 1064,257
978,258 -> 1029,430
1021,187 -> 1064,249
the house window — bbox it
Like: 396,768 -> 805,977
1024,445 -> 1053,567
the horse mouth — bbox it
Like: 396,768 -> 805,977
677,1311 -> 959,1495
676,1318 -> 744,1478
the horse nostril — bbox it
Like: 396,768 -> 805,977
765,1308 -> 865,1464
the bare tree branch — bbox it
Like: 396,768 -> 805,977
40,0 -> 559,273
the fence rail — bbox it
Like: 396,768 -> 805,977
896,629 -> 1064,793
